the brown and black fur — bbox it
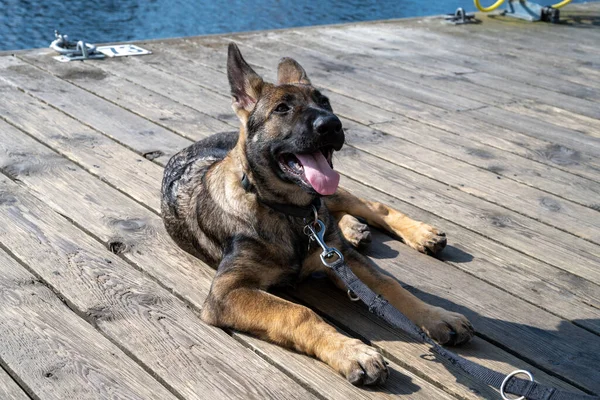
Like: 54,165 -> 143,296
161,43 -> 474,386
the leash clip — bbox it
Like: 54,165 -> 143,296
304,219 -> 345,268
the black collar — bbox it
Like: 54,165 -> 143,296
241,173 -> 321,219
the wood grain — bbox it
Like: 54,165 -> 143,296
297,24 -> 600,100
342,119 -> 600,242
0,119 -> 581,400
0,177 -> 316,400
5,54 -> 599,323
109,36 -> 600,216
0,80 -> 593,397
0,110 -> 458,399
0,367 -> 29,400
2,5 -> 599,397
0,249 -> 177,400
17,41 -> 600,287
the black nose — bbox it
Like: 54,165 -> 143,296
313,114 -> 343,135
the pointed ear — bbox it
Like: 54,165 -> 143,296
227,43 -> 264,118
277,57 -> 311,85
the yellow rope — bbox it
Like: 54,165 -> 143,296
474,0 -> 572,12
474,0 -> 505,12
550,0 -> 572,9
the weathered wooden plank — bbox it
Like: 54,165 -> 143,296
368,117 -> 600,207
236,331 -> 456,400
0,82 -> 164,212
293,224 -> 600,393
273,30 -> 519,105
9,51 -> 600,306
0,117 -> 584,400
336,147 -> 600,284
0,56 -> 190,166
0,61 -> 592,393
443,14 -> 600,60
360,17 -> 600,79
412,111 -> 600,184
343,119 -> 600,242
220,30 -> 600,180
17,55 -> 235,142
119,36 -> 600,202
0,367 -> 29,400
460,72 -> 600,120
303,24 -> 600,98
0,249 -> 177,400
0,177 -> 316,400
467,106 -> 600,154
500,102 -> 600,139
0,113 -> 458,399
9,53 -> 597,329
30,43 -> 600,286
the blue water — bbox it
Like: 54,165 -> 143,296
0,0 -> 591,51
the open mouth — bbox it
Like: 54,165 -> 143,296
278,146 -> 340,195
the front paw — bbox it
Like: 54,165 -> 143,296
339,214 -> 372,249
332,339 -> 388,386
404,223 -> 447,255
420,307 -> 474,346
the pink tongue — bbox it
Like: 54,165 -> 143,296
294,152 -> 340,195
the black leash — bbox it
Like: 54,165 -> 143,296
304,218 -> 598,400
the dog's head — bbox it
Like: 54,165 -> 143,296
227,43 -> 344,204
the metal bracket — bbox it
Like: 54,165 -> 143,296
445,8 -> 479,25
500,1 -> 560,22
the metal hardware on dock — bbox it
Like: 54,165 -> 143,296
49,31 -> 152,62
445,8 -> 479,24
49,31 -> 105,62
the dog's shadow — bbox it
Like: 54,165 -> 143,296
365,229 -> 473,263
287,229 -> 599,395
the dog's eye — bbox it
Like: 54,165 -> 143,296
274,103 -> 291,114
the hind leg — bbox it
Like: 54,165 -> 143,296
326,188 -> 446,255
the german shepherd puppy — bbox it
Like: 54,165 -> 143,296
162,43 -> 474,386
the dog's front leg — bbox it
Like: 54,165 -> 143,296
326,250 -> 474,346
327,188 -> 447,254
200,265 -> 388,385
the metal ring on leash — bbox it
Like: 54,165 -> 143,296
310,205 -> 319,227
500,370 -> 534,400
347,290 -> 360,302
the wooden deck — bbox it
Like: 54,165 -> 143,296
1,3 -> 599,399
